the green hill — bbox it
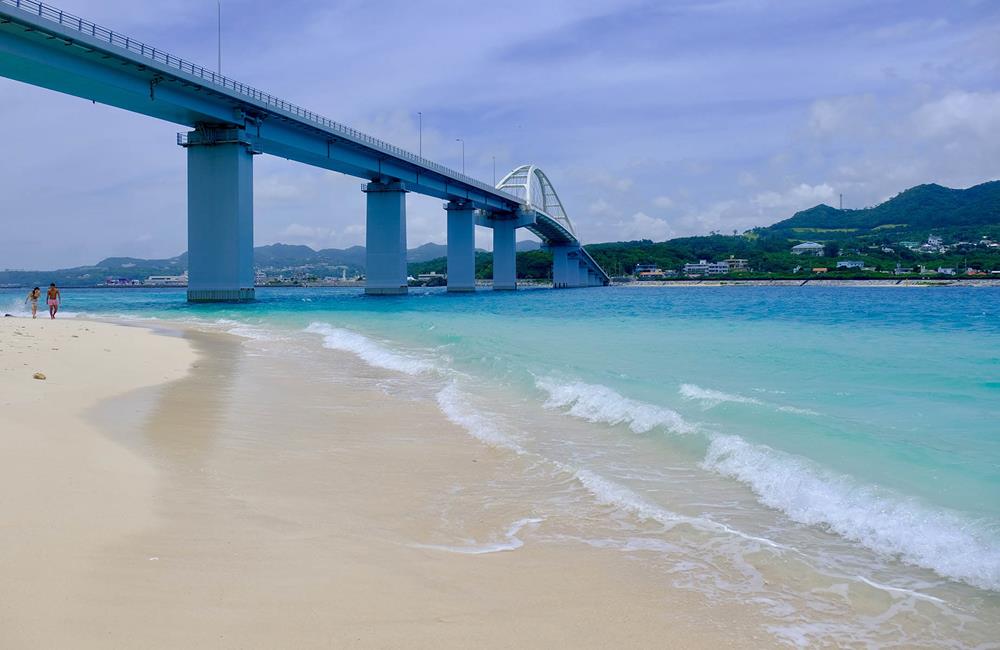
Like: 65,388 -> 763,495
765,181 -> 1000,240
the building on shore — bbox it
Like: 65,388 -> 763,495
723,257 -> 749,272
144,272 -> 188,287
635,264 -> 677,279
683,260 -> 732,276
791,242 -> 824,256
836,260 -> 864,269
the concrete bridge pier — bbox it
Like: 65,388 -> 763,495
183,126 -> 256,302
550,244 -> 576,288
364,181 -> 408,295
578,262 -> 590,287
445,201 -> 476,292
492,219 -> 517,291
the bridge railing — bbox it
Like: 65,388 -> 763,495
2,0 -> 518,204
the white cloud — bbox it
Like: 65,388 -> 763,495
588,198 -> 621,217
616,212 -> 674,241
652,195 -> 674,208
277,223 -> 338,249
911,91 -> 1000,138
752,183 -> 836,211
807,95 -> 876,135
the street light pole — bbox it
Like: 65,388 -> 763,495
492,155 -> 496,185
456,138 -> 465,174
418,111 -> 422,158
217,1 -> 221,74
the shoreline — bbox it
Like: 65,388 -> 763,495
4,277 -> 1000,294
0,316 -> 764,648
615,277 -> 1000,287
3,312 -> 997,647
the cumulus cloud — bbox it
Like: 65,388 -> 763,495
752,183 -> 836,211
652,195 -> 674,208
616,212 -> 674,242
911,91 -> 1000,138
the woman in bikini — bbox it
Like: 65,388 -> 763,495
24,286 -> 40,318
46,283 -> 60,319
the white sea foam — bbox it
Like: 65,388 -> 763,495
435,382 -> 525,453
540,376 -> 1000,591
853,575 -> 945,604
681,383 -> 819,416
703,434 -> 1000,591
304,322 -> 435,375
536,377 -> 695,434
568,466 -> 787,548
412,518 -> 543,555
210,318 -> 278,340
680,383 -> 764,407
440,379 -> 785,549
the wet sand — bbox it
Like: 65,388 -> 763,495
0,318 -> 766,648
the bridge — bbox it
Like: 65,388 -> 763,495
0,0 -> 609,300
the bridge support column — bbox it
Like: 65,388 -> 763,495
578,262 -> 590,287
492,220 -> 517,290
183,126 -> 255,302
551,244 -> 577,288
446,201 -> 476,292
364,181 -> 408,295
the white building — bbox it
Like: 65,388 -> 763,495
791,242 -> 824,256
724,257 -> 749,272
683,260 -> 731,275
836,260 -> 864,269
145,272 -> 188,286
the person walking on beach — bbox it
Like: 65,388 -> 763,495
46,283 -> 60,319
25,287 -> 40,319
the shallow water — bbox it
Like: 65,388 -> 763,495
4,285 -> 998,646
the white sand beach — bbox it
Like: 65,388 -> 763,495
0,317 -> 764,648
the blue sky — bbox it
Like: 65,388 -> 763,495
1,0 -> 998,268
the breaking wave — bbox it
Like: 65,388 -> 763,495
536,377 -> 695,434
538,376 -> 1000,591
305,322 -> 436,375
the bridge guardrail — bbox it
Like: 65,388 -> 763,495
1,0 -> 519,205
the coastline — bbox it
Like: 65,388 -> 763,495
614,277 -> 1000,287
1,317 -> 763,648
3,277 -> 997,294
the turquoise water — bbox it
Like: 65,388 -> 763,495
5,285 -> 999,606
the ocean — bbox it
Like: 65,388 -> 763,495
4,285 -> 998,645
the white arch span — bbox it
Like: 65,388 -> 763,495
495,164 -> 576,238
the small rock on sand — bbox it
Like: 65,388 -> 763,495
32,372 -> 46,380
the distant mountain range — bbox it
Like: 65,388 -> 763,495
2,181 -> 997,287
0,240 -> 542,286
